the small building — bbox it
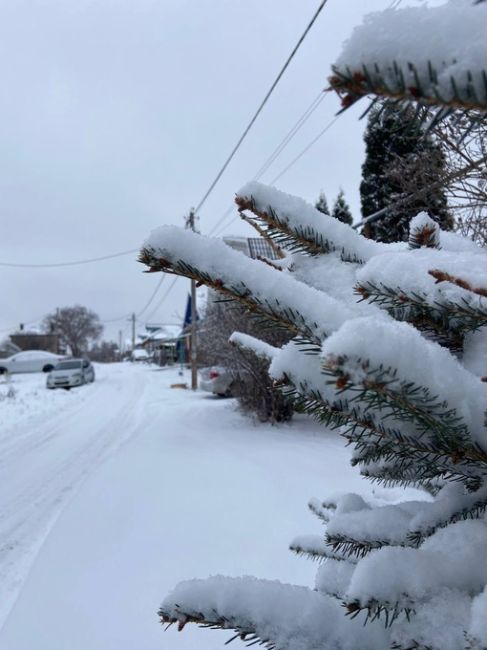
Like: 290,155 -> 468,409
140,324 -> 183,366
9,325 -> 60,353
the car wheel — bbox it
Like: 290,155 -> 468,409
43,364 -> 54,373
0,367 -> 7,375
64,386 -> 71,391
218,381 -> 236,398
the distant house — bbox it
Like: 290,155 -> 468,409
140,324 -> 183,366
9,325 -> 60,353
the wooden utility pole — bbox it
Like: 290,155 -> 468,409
131,313 -> 136,352
185,209 -> 198,390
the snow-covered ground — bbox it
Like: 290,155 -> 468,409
0,363 -> 419,649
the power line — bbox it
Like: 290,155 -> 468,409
253,91 -> 328,180
209,91 -> 329,237
213,114 -> 341,238
193,0 -> 330,216
1,275 -> 167,333
136,274 -> 166,318
0,248 -> 138,269
269,115 -> 339,185
1,2 -> 330,325
145,276 -> 180,322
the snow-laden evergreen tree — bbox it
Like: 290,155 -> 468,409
360,103 -> 452,242
331,189 -> 353,225
139,3 -> 487,649
315,190 -> 330,215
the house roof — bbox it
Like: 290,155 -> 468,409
142,324 -> 182,344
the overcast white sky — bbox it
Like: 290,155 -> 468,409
0,0 -> 433,343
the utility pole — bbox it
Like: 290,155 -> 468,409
131,313 -> 136,352
185,208 -> 198,390
118,329 -> 123,360
55,307 -> 60,354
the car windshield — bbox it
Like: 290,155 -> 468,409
54,361 -> 82,370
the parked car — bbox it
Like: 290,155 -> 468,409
0,350 -> 67,375
46,359 -> 95,390
199,366 -> 236,397
131,348 -> 151,363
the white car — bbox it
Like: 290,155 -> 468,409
46,359 -> 95,390
0,350 -> 67,375
199,366 -> 236,397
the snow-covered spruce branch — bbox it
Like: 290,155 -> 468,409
235,181 -> 386,263
354,281 -> 487,349
355,246 -> 487,347
286,384 -> 474,489
229,332 -> 278,362
321,317 -> 487,453
324,483 -> 487,560
347,422 -> 484,488
340,519 -> 487,631
408,214 -> 441,251
429,269 -> 487,299
343,596 -> 414,629
288,382 -> 482,488
289,534 -> 359,564
329,2 -> 487,121
140,227 -> 354,346
329,63 -> 487,122
159,576 -> 389,650
308,497 -> 334,523
405,483 -> 487,547
323,355 -> 471,449
270,343 -> 483,487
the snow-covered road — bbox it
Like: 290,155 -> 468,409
0,363 -> 420,650
0,364 -> 148,630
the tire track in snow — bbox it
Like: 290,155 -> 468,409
0,366 -> 147,632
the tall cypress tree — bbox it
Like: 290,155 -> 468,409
314,191 -> 329,215
331,189 -> 353,225
360,103 -> 452,242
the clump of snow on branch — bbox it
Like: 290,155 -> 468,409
229,332 -> 277,361
332,1 -> 487,108
161,576 -> 389,650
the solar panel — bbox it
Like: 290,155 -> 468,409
247,238 -> 280,260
